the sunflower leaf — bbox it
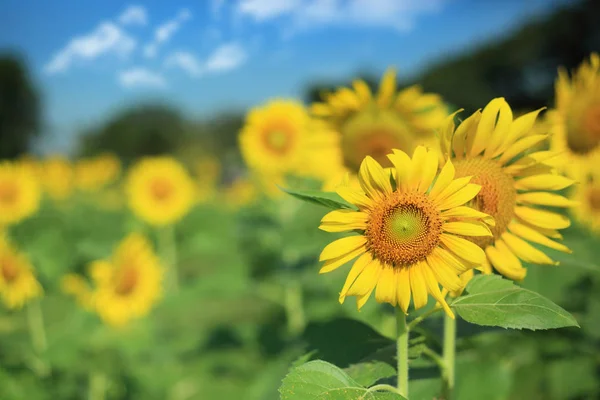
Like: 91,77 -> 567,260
451,275 -> 579,330
279,360 -> 406,400
280,187 -> 359,210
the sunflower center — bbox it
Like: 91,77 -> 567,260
115,267 -> 138,296
454,157 -> 516,247
0,181 -> 18,206
263,126 -> 293,155
0,257 -> 19,283
150,178 -> 174,201
365,191 -> 442,267
587,186 -> 600,210
567,102 -> 600,154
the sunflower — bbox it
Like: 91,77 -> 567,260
41,155 -> 75,201
224,177 -> 258,209
75,153 -> 121,192
318,146 -> 494,317
61,273 -> 94,310
126,157 -> 196,226
570,165 -> 600,233
311,68 -> 448,175
0,161 -> 41,226
549,53 -> 600,179
0,235 -> 43,309
239,99 -> 343,185
91,233 -> 162,327
195,156 -> 221,202
441,98 -> 575,281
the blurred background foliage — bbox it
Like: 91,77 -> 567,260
0,1 -> 599,399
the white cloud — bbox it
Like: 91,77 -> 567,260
44,22 -> 136,74
143,8 -> 192,58
165,43 -> 247,78
119,5 -> 147,26
237,0 -> 447,33
119,67 -> 167,88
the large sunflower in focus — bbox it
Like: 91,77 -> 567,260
319,146 -> 493,316
441,98 -> 575,281
549,53 -> 600,179
239,99 -> 343,186
0,235 -> 43,309
91,233 -> 162,327
312,68 -> 448,174
0,161 -> 41,226
126,157 -> 196,226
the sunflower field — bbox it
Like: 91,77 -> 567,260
2,23 -> 600,400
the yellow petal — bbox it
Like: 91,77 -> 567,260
358,157 -> 389,200
514,206 -> 571,230
320,245 -> 366,273
319,236 -> 367,261
432,247 -> 472,274
319,210 -> 369,232
471,98 -> 510,157
339,253 -> 373,303
377,68 -> 397,107
484,99 -> 513,157
356,286 -> 376,310
432,176 -> 471,205
515,174 -> 575,191
388,149 -> 412,190
429,160 -> 456,199
437,184 -> 481,210
365,156 -> 393,195
337,88 -> 361,110
396,267 -> 411,313
426,250 -> 462,291
409,264 -> 428,310
311,103 -> 332,117
508,222 -> 571,253
417,148 -> 440,193
347,259 -> 383,297
504,108 -> 544,148
441,206 -> 495,226
501,232 -> 558,265
516,192 -> 577,208
485,242 -> 527,281
375,266 -> 398,306
498,135 -> 548,166
422,263 -> 454,318
337,187 -> 374,210
352,80 -> 372,104
443,221 -> 492,237
454,110 -> 481,159
440,234 -> 486,265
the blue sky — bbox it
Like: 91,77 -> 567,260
0,0 -> 574,153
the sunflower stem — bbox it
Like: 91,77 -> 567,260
284,279 -> 305,337
442,313 -> 456,400
159,225 -> 179,292
396,309 -> 409,398
88,371 -> 107,400
26,300 -> 47,355
407,305 -> 442,330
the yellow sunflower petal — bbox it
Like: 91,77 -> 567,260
432,247 -> 473,274
417,148 -> 440,193
515,174 -> 575,191
454,110 -> 481,159
440,234 -> 486,265
501,232 -> 558,265
375,266 -> 398,306
388,149 -> 412,190
319,210 -> 369,232
339,253 -> 372,303
508,222 -> 571,253
337,187 -> 374,210
396,267 -> 411,313
357,286 -> 376,310
422,263 -> 454,318
347,259 -> 383,297
437,183 -> 481,210
429,160 -> 456,199
441,206 -> 495,226
471,98 -> 511,157
485,242 -> 527,281
426,250 -> 462,291
516,192 -> 577,208
484,99 -> 513,157
514,206 -> 571,230
498,135 -> 549,166
352,80 -> 372,104
409,264 -> 428,310
319,236 -> 367,261
432,176 -> 472,205
443,221 -> 492,237
504,108 -> 544,147
358,157 -> 390,200
320,245 -> 366,273
377,68 -> 397,107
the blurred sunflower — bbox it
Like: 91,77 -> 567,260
224,177 -> 258,209
570,166 -> 600,233
441,98 -> 575,281
0,235 -> 43,309
549,53 -> 600,179
239,99 -> 343,186
41,155 -> 75,201
61,273 -> 93,310
311,68 -> 448,175
75,153 -> 121,192
318,146 -> 493,317
126,157 -> 196,226
0,161 -> 41,226
91,233 -> 162,327
195,156 -> 221,202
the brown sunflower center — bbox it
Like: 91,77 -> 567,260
567,102 -> 600,155
365,191 -> 442,267
115,267 -> 138,296
150,178 -> 174,201
0,181 -> 18,206
454,157 -> 516,247
0,257 -> 19,283
343,128 -> 407,171
587,186 -> 600,210
262,124 -> 293,155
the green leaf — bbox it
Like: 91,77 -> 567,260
451,275 -> 579,330
344,362 -> 396,387
280,187 -> 358,211
279,360 -> 406,400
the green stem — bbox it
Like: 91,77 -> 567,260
364,384 -> 400,397
407,306 -> 442,330
284,280 -> 305,337
158,225 -> 179,292
88,372 -> 107,400
26,300 -> 47,354
442,314 -> 456,400
396,309 -> 409,398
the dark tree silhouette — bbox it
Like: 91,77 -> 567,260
0,53 -> 42,159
